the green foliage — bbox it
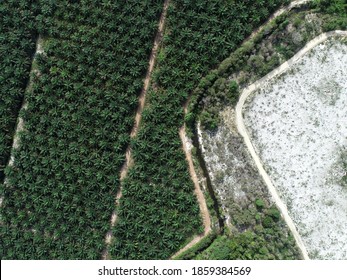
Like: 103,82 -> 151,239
0,1 -> 38,183
195,235 -> 231,260
184,112 -> 196,127
262,216 -> 275,228
266,206 -> 281,221
322,16 -> 347,31
255,198 -> 265,209
228,80 -> 240,105
312,0 -> 347,30
200,111 -> 219,130
174,231 -> 218,260
313,0 -> 346,15
1,0 -> 163,259
195,233 -> 275,260
275,45 -> 295,59
196,213 -> 300,260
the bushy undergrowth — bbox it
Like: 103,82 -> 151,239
174,231 -> 218,260
195,202 -> 298,260
111,0 -> 288,259
196,224 -> 297,260
0,0 -> 163,259
312,0 -> 347,31
312,0 -> 346,16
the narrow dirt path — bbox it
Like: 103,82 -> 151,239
236,31 -> 347,261
171,123 -> 211,259
244,0 -> 312,43
170,0 -> 312,259
0,37 -> 43,209
8,36 -> 44,165
102,0 -> 170,259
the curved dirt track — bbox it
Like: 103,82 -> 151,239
171,122 -> 211,259
171,0 -> 312,259
236,31 -> 347,260
245,0 -> 312,43
102,0 -> 170,259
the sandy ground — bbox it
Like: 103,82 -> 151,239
236,31 -> 347,260
102,0 -> 170,260
244,35 -> 347,259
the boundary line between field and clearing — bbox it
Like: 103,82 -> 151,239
172,0 -> 313,259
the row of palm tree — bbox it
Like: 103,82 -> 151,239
1,0 -> 164,259
0,1 -> 37,183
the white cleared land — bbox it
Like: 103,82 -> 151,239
243,35 -> 347,259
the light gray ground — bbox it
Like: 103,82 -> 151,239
198,110 -> 271,230
244,37 -> 347,259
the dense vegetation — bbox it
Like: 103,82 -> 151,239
110,0 -> 289,259
1,0 -> 306,260
195,203 -> 300,260
0,0 -> 163,259
311,0 -> 347,30
0,1 -> 37,183
313,0 -> 347,16
174,231 -> 218,260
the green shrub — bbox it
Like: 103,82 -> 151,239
262,216 -> 274,228
255,198 -> 265,209
267,207 -> 281,221
175,231 -> 218,260
313,0 -> 347,15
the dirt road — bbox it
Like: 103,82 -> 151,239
171,124 -> 212,259
236,31 -> 347,260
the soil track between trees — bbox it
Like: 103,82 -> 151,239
236,31 -> 347,260
0,37 -> 43,209
102,0 -> 170,260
